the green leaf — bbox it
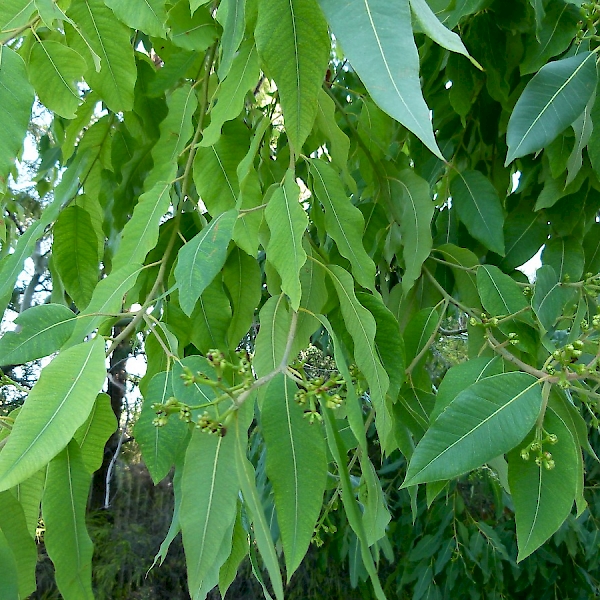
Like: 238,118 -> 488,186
542,235 -> 585,281
145,84 -> 198,189
180,428 -> 238,599
11,470 -> 45,537
477,265 -> 531,319
318,0 -> 443,159
261,374 -> 327,577
310,159 -> 375,290
42,441 -> 94,600
104,0 -> 167,37
409,0 -> 481,68
0,46 -> 34,194
53,205 -> 100,309
0,492 -> 37,599
508,405 -> 578,561
74,393 -> 117,474
67,0 -> 137,112
450,171 -> 505,256
360,455 -> 391,546
134,371 -> 191,484
189,277 -> 232,354
0,530 -> 18,600
168,1 -> 218,51
253,294 -> 291,379
532,265 -> 569,333
0,338 -> 106,492
223,247 -> 262,348
583,222 -> 600,275
112,181 -> 172,271
435,244 -> 481,309
233,415 -> 284,600
0,304 -> 75,365
174,209 -> 237,316
389,170 -> 435,294
326,263 -> 392,452
265,170 -> 308,310
27,40 -> 86,119
216,0 -> 246,80
431,356 -> 503,422
0,0 -> 35,32
403,372 -> 543,486
566,92 -> 594,186
255,0 -> 330,153
194,122 -> 249,214
202,40 -> 260,148
66,263 -> 145,345
218,506 -> 248,597
506,52 -> 598,165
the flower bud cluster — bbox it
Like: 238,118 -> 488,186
520,432 -> 558,470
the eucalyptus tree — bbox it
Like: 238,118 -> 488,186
1,0 -> 600,598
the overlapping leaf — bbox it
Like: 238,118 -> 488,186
104,0 -> 167,37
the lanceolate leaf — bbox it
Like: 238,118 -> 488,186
0,338 -> 106,492
506,51 -> 598,165
318,0 -> 443,159
53,205 -> 100,309
265,171 -> 308,310
74,393 -> 118,474
42,442 -> 94,600
0,304 -> 75,365
189,277 -> 232,354
67,0 -> 137,112
180,428 -> 238,600
255,0 -> 330,154
403,373 -> 543,486
174,209 -> 237,316
261,374 -> 327,577
389,170 -> 434,294
252,294 -> 291,378
0,530 -> 18,600
450,170 -> 505,256
508,406 -> 578,561
477,265 -> 531,320
0,46 -> 34,194
27,40 -> 86,119
112,182 -> 172,271
310,159 -> 375,290
217,0 -> 246,80
134,371 -> 189,484
532,265 -> 568,333
0,492 -> 37,599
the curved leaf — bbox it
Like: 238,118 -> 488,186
403,372 -> 543,486
174,209 -> 237,316
253,294 -> 291,379
189,277 -> 232,354
104,0 -> 167,37
261,374 -> 327,577
506,51 -> 597,165
0,1 -> 35,32
318,0 -> 442,159
256,0 -> 330,153
477,265 -> 531,319
0,338 -> 106,492
168,2 -> 218,52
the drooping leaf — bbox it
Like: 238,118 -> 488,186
42,442 -> 94,600
0,530 -> 18,600
0,491 -> 37,599
310,159 -> 375,290
216,0 -> 246,80
74,393 -> 118,474
403,372 -> 543,486
174,209 -> 238,316
389,170 -> 435,294
104,0 -> 168,37
112,181 -> 172,271
265,170 -> 308,310
532,265 -> 569,333
168,1 -> 218,52
508,405 -> 578,561
135,371 -> 190,485
202,41 -> 260,148
0,304 -> 75,365
0,46 -> 34,194
67,0 -> 137,112
318,0 -> 443,159
255,0 -> 330,153
11,470 -> 45,537
27,40 -> 86,119
542,235 -> 585,281
360,454 -> 391,546
180,428 -> 238,599
0,338 -> 106,492
218,507 -> 249,597
223,247 -> 262,348
506,52 -> 597,164
450,170 -> 505,256
261,374 -> 327,577
53,205 -> 100,309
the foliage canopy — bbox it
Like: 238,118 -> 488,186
2,0 -> 600,598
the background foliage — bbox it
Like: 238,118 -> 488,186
2,0 -> 600,598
